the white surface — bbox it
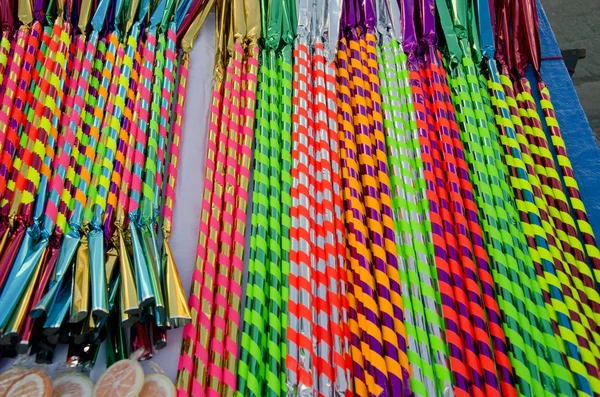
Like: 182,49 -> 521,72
0,14 -> 216,383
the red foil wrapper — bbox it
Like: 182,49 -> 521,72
130,321 -> 153,361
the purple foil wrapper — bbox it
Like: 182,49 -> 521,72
401,0 -> 418,55
420,0 -> 437,45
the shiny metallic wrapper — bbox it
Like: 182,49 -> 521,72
162,236 -> 191,328
89,228 -> 109,318
129,222 -> 155,307
71,235 -> 91,323
118,229 -> 140,322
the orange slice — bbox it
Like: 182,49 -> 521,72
5,372 -> 52,397
52,373 -> 93,397
0,368 -> 29,396
139,373 -> 175,397
92,359 -> 144,397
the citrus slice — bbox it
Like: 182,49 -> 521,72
52,373 -> 93,397
5,372 -> 52,397
139,373 -> 175,397
92,359 -> 144,397
0,368 -> 28,396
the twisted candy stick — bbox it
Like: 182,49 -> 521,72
493,65 -> 597,395
176,51 -> 209,396
220,43 -> 259,397
286,36 -> 316,396
205,39 -> 244,397
338,35 -> 391,396
537,82 -> 600,283
407,61 -> 474,395
313,39 -> 349,395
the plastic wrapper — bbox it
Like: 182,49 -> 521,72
434,0 -> 462,63
400,0 -> 418,56
1,0 -> 14,33
477,0 -> 495,59
420,0 -> 436,45
494,0 -> 511,70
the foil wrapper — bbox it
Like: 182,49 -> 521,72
129,222 -> 155,307
140,225 -> 166,320
19,234 -> 61,352
33,231 -> 80,318
105,311 -> 128,367
118,229 -> 140,322
162,237 -> 190,327
130,321 -> 153,361
89,228 -> 109,318
71,235 -> 90,323
43,276 -> 73,334
0,245 -> 47,345
0,221 -> 27,291
0,229 -> 46,331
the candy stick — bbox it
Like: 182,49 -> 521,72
278,40 -> 293,397
509,88 -> 600,352
0,31 -> 11,97
159,25 -> 190,330
236,49 -> 270,397
205,39 -> 244,396
112,34 -> 143,325
313,38 -> 349,395
497,73 -> 600,373
537,83 -> 600,282
338,35 -> 391,395
516,81 -> 600,326
491,64 -> 598,395
0,21 -> 42,222
379,44 -> 429,396
32,23 -> 105,318
0,24 -> 34,177
0,18 -> 71,336
407,60 -> 474,394
431,54 -> 520,396
366,30 -> 415,392
286,35 -> 315,396
483,63 -> 577,396
378,38 -> 450,396
191,58 -> 231,397
353,30 -> 413,394
127,23 -> 165,318
220,42 -> 259,397
82,30 -> 123,319
421,69 -> 489,397
176,51 -> 214,396
66,34 -> 111,322
323,45 -> 354,397
307,54 -> 319,393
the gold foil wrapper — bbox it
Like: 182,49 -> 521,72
118,230 -> 140,321
1,247 -> 47,341
78,0 -> 94,34
71,236 -> 90,323
125,0 -> 141,34
105,245 -> 119,282
244,0 -> 260,44
18,0 -> 33,25
181,0 -> 215,53
162,237 -> 190,327
212,0 -> 226,82
232,0 -> 247,40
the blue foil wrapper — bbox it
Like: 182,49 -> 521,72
129,222 -> 154,307
89,228 -> 108,318
32,231 -> 81,318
